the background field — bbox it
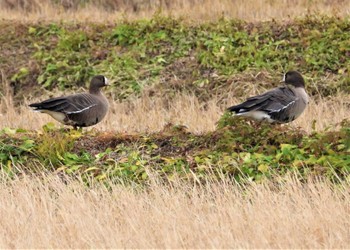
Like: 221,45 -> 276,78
0,1 -> 350,248
1,0 -> 350,22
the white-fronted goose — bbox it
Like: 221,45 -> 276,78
29,75 -> 109,129
228,71 -> 309,123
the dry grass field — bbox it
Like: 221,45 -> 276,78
0,1 -> 350,249
1,0 -> 350,22
0,173 -> 349,248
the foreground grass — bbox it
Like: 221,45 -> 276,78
0,173 -> 349,248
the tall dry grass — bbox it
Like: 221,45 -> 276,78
0,0 -> 349,22
0,172 -> 349,248
1,83 -> 349,133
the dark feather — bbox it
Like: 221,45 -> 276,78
228,87 -> 296,114
29,94 -> 98,114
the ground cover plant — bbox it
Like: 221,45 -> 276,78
0,117 -> 349,184
1,15 -> 350,103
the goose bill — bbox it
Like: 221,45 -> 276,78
280,74 -> 286,83
104,76 -> 110,86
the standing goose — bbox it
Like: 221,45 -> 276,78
29,75 -> 109,129
227,71 -> 309,123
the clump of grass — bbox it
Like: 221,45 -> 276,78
35,123 -> 79,166
0,128 -> 35,175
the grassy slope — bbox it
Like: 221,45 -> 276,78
1,15 -> 350,103
0,15 -> 349,184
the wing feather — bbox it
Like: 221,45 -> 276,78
228,87 -> 297,114
29,93 -> 99,114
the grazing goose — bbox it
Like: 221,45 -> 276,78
29,75 -> 109,129
227,71 -> 309,123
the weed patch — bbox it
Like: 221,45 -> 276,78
1,118 -> 349,184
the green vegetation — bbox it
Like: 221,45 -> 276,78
1,15 -> 350,102
0,118 -> 349,184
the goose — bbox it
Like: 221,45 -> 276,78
227,71 -> 309,123
29,75 -> 109,129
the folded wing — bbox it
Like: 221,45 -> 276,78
228,87 -> 299,123
29,93 -> 98,114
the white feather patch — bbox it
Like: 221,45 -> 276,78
41,110 -> 66,123
236,111 -> 274,123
